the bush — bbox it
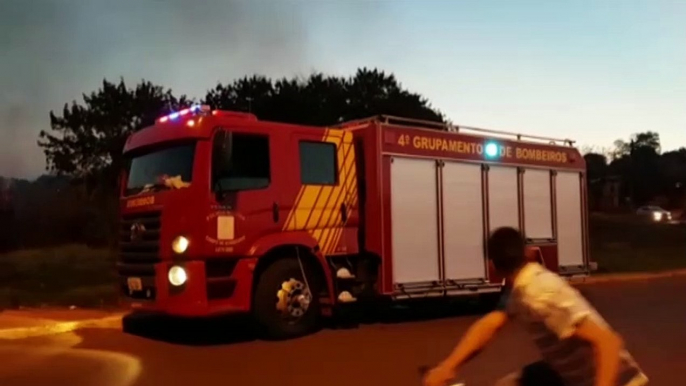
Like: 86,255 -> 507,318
0,215 -> 682,309
590,214 -> 686,272
0,245 -> 117,308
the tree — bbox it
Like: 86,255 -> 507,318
345,68 -> 444,122
36,79 -> 192,247
660,148 -> 686,185
32,70 -> 444,247
584,153 -> 608,211
632,132 -> 661,153
38,79 -> 191,182
611,131 -> 661,160
609,131 -> 664,207
204,67 -> 444,126
659,148 -> 686,208
584,153 -> 608,182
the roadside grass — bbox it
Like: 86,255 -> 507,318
0,245 -> 118,309
0,215 -> 683,308
590,214 -> 686,273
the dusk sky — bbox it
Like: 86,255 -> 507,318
1,0 -> 684,179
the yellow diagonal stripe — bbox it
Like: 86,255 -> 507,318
280,129 -> 358,255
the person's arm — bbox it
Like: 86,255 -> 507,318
572,317 -> 624,386
424,310 -> 508,386
424,285 -> 512,386
439,310 -> 509,370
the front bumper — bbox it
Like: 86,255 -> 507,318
118,258 -> 257,317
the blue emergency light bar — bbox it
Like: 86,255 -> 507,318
158,104 -> 209,123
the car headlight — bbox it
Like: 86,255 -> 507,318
171,236 -> 189,254
652,212 -> 662,221
168,265 -> 188,286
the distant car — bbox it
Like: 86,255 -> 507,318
635,206 -> 672,222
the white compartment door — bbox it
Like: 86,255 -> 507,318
442,162 -> 486,281
523,169 -> 553,240
390,157 -> 440,284
556,171 -> 585,268
488,166 -> 520,232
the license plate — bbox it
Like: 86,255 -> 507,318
127,277 -> 143,292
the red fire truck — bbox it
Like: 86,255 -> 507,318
118,106 -> 590,339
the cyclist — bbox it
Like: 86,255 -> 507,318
423,227 -> 648,386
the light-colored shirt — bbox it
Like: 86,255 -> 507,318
497,263 -> 648,386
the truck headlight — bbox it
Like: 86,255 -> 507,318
172,236 -> 189,254
168,265 -> 188,286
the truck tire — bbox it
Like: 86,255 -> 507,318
253,258 -> 322,340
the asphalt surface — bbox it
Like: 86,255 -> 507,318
1,277 -> 685,386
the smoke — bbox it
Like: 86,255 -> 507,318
0,0 -> 349,178
0,104 -> 34,178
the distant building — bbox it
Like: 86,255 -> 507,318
601,175 -> 622,210
588,175 -> 624,212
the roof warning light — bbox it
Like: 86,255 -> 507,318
158,104 -> 209,123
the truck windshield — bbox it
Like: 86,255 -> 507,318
125,143 -> 196,196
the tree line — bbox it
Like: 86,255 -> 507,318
0,67 -> 684,252
1,68 -> 444,251
38,68 -> 443,186
584,132 -> 686,211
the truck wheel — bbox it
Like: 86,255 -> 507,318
253,258 -> 322,340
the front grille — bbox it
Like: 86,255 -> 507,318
119,212 -> 161,264
118,211 -> 161,300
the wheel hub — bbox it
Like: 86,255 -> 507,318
276,278 -> 312,319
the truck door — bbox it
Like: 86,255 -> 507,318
283,130 -> 359,255
208,127 -> 283,254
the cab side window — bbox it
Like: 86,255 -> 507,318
212,131 -> 270,191
299,141 -> 337,185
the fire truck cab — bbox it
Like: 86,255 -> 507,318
118,106 -> 589,339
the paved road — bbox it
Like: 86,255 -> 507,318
1,277 -> 685,386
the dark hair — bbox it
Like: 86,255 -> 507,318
487,227 -> 526,274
